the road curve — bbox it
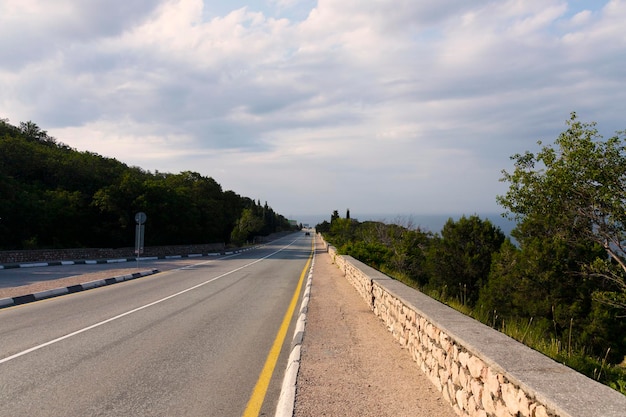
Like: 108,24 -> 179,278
0,235 -> 313,417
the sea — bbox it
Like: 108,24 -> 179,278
297,213 -> 517,237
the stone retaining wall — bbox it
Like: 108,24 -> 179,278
325,242 -> 626,417
0,243 -> 226,264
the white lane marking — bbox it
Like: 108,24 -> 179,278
0,240 -> 300,365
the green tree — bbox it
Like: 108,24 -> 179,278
426,215 -> 505,306
342,235 -> 391,269
479,232 -> 598,331
329,216 -> 357,248
389,227 -> 432,286
315,220 -> 331,233
498,113 -> 626,313
352,220 -> 432,285
19,121 -> 52,142
230,208 -> 264,245
0,117 -> 291,249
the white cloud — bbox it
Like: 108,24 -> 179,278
1,0 -> 624,219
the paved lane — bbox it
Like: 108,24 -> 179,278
0,234 -> 313,417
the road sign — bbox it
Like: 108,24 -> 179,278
135,212 -> 147,255
135,211 -> 147,225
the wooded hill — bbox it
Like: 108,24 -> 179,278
0,118 -> 295,250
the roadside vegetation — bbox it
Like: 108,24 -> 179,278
317,114 -> 626,395
0,118 -> 296,250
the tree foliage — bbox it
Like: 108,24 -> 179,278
485,113 -> 626,362
427,215 -> 505,306
0,118 -> 295,249
318,211 -> 438,287
497,112 -> 626,313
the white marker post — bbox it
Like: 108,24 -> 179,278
135,212 -> 147,269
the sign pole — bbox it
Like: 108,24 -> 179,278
135,212 -> 147,269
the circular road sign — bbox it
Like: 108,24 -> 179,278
135,212 -> 147,224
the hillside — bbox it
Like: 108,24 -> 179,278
0,119 -> 294,249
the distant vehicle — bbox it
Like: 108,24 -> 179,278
305,231 -> 310,236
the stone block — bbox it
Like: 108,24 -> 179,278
467,395 -> 478,414
439,366 -> 450,384
418,316 -> 427,330
446,379 -> 455,397
440,332 -> 451,352
517,393 -> 531,417
501,383 -> 519,414
411,347 -> 419,363
429,372 -> 443,392
455,388 -> 468,412
458,366 -> 468,389
481,388 -> 496,415
495,400 -> 515,417
530,403 -> 550,417
458,350 -> 470,368
427,339 -> 436,353
434,348 -> 446,366
451,361 -> 460,384
470,378 -> 483,401
468,356 -> 485,379
442,383 -> 452,404
501,383 -> 530,417
407,308 -> 416,324
484,367 -> 501,397
425,323 -> 435,339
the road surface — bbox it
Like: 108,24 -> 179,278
0,234 -> 313,417
0,254 -> 233,288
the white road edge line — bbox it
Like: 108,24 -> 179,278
275,239 -> 316,417
0,240 -> 300,365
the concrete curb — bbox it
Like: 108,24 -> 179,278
0,248 -> 258,270
0,269 -> 160,309
275,255 -> 315,417
0,246 -> 262,309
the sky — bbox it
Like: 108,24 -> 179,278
1,0 -> 625,226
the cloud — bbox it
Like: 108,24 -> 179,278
0,0 -> 159,70
1,0 -> 625,219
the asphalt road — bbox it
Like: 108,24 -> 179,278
0,234 -> 313,417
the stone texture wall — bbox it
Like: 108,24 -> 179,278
0,231 -> 296,265
326,242 -> 626,417
0,243 -> 226,264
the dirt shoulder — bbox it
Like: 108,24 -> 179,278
294,238 -> 457,417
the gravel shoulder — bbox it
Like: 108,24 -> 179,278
294,237 -> 457,417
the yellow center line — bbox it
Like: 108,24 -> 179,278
242,239 -> 314,417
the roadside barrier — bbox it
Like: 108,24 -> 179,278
325,240 -> 626,417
